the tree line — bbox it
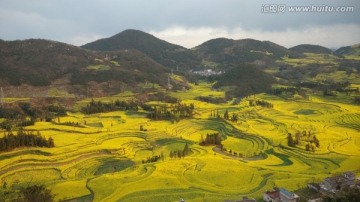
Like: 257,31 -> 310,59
149,103 -> 194,122
81,99 -> 142,114
0,129 -> 54,152
81,99 -> 195,122
210,109 -> 239,122
249,100 -> 273,108
142,152 -> 165,164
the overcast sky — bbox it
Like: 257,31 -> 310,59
0,0 -> 359,48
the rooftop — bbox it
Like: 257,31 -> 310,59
280,188 -> 298,199
265,189 -> 280,199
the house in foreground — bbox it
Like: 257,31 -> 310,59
320,171 -> 356,193
224,196 -> 256,202
236,196 -> 256,202
307,183 -> 321,192
279,188 -> 300,202
263,188 -> 280,202
263,187 -> 300,202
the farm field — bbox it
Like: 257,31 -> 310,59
0,83 -> 359,201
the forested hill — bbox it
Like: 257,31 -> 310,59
81,29 -> 201,70
0,39 -> 172,96
0,39 -> 95,86
289,44 -> 332,54
1,30 -> 359,98
193,38 -> 303,65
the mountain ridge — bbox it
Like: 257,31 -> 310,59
1,29 -> 359,98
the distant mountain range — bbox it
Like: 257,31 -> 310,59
0,29 -> 359,98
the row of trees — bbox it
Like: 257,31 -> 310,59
81,99 -> 142,114
210,110 -> 239,122
149,103 -> 195,121
249,100 -> 274,108
0,129 -> 54,152
141,152 -> 165,164
195,96 -> 226,104
271,87 -> 298,96
223,148 -> 242,157
81,99 -> 195,123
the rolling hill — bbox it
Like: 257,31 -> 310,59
193,38 -> 303,66
81,29 -> 201,70
1,30 -> 359,99
0,39 -> 172,96
334,43 -> 360,57
0,39 -> 95,86
289,44 -> 332,54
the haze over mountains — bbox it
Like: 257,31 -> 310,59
0,29 -> 359,97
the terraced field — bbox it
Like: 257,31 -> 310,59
0,83 -> 359,201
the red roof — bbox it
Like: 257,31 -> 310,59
265,190 -> 280,199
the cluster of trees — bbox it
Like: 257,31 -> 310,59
1,119 -> 35,131
0,129 -> 54,152
170,143 -> 191,159
287,130 -> 320,152
0,103 -> 67,131
249,100 -> 274,108
271,87 -> 298,96
142,92 -> 179,104
149,103 -> 194,121
297,81 -> 356,95
55,121 -> 85,128
213,64 -> 275,99
0,184 -> 53,202
18,102 -> 66,122
354,96 -> 360,105
195,96 -> 227,104
199,133 -> 222,146
81,99 -> 142,114
139,125 -> 147,131
322,187 -> 360,202
142,152 -> 164,164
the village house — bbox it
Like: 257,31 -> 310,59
263,187 -> 300,202
307,183 -> 321,192
263,188 -> 280,202
224,196 -> 256,202
320,171 -> 356,193
236,196 -> 256,202
279,188 -> 300,202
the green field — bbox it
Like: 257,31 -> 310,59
0,82 -> 359,201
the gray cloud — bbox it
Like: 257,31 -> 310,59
0,0 -> 359,48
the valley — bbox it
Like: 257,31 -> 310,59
0,30 -> 359,201
0,81 -> 359,201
